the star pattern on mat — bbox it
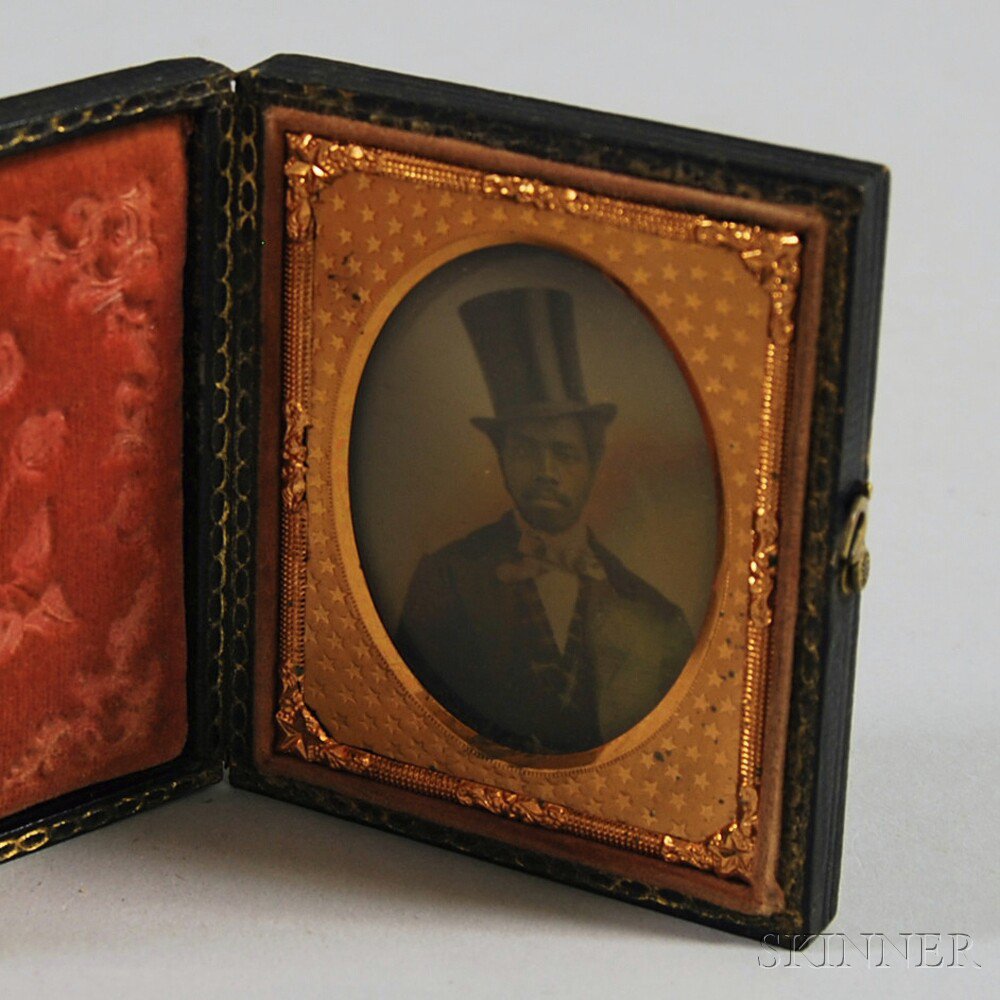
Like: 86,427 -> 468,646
299,166 -> 774,842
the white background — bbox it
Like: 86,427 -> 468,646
0,2 -> 995,997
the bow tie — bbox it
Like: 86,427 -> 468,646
496,527 -> 606,583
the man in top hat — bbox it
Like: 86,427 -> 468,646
395,287 -> 693,755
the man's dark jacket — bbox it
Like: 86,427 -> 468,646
395,512 -> 693,754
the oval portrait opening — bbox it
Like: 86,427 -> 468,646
349,243 -> 719,757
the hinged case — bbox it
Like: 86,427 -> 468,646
0,56 -> 888,945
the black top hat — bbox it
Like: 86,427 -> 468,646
459,287 -> 617,434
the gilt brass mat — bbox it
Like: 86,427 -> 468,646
276,132 -> 801,881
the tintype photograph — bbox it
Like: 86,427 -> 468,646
349,244 -> 718,756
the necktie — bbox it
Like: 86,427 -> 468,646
496,526 -> 606,583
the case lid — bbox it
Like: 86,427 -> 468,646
0,58 -> 234,862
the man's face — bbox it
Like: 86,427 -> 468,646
498,415 -> 597,534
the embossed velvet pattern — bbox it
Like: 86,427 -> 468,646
0,119 -> 190,820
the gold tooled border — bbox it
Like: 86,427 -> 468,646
275,133 -> 801,882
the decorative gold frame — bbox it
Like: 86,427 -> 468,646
275,132 -> 801,881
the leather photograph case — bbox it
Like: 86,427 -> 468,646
0,56 -> 889,945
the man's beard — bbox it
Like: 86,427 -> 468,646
516,486 -> 581,534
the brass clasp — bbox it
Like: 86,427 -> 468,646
836,484 -> 872,594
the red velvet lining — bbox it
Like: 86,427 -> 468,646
0,118 -> 190,819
